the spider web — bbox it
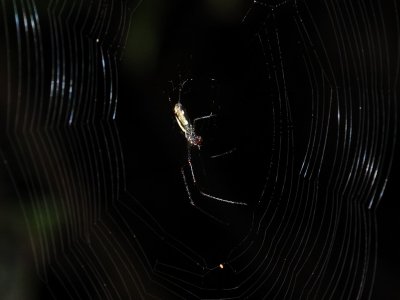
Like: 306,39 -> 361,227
0,0 -> 399,299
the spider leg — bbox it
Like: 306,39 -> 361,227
180,167 -> 229,226
198,190 -> 247,206
210,147 -> 237,159
192,114 -> 217,131
168,80 -> 175,91
178,78 -> 192,103
187,147 -> 247,206
167,80 -> 177,104
180,78 -> 192,90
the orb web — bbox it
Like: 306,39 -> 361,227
0,0 -> 398,299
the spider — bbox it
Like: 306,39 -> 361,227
168,78 -> 247,222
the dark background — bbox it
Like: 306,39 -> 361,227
1,0 -> 399,299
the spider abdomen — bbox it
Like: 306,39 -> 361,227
173,103 -> 202,147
